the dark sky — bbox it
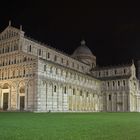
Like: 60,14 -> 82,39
0,1 -> 140,66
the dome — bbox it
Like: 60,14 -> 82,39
72,40 -> 93,57
72,40 -> 96,68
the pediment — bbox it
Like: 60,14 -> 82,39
0,26 -> 20,41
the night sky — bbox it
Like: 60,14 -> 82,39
0,1 -> 140,66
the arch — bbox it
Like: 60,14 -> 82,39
2,83 -> 9,89
10,81 -> 17,89
48,82 -> 53,87
19,86 -> 25,93
42,80 -> 46,86
18,80 -> 26,90
27,79 -> 33,87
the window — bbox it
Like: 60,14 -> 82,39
7,47 -> 9,52
44,65 -> 46,71
29,45 -> 31,52
114,70 -> 117,74
80,91 -> 82,96
118,81 -> 120,86
61,58 -> 63,63
107,82 -> 109,87
14,59 -> 16,64
5,47 -> 8,53
50,67 -> 52,73
134,82 -> 136,86
23,69 -> 25,75
64,86 -> 67,94
86,92 -> 89,97
106,71 -> 108,76
124,69 -> 126,74
113,81 -> 115,86
48,53 -> 50,59
38,49 -> 41,56
14,44 -> 18,51
23,57 -> 27,62
2,72 -> 3,79
54,85 -> 57,92
54,55 -> 57,61
14,45 -> 16,51
66,60 -> 69,66
73,89 -> 75,95
123,80 -> 125,86
109,95 -> 111,101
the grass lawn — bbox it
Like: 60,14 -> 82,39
0,112 -> 140,140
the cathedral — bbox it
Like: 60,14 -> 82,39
0,22 -> 140,112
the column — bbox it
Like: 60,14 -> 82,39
8,88 -> 11,110
24,82 -> 28,110
68,87 -> 72,111
16,84 -> 19,110
127,93 -> 130,112
137,97 -> 140,112
0,88 -> 2,108
122,92 -> 125,112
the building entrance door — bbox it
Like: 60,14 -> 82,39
117,104 -> 122,112
3,93 -> 9,110
20,96 -> 25,110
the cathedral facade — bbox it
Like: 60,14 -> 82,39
0,22 -> 140,112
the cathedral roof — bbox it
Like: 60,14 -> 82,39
92,63 -> 132,71
97,75 -> 131,81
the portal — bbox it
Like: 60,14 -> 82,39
3,93 -> 9,110
20,96 -> 25,110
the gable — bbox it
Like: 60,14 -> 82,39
0,26 -> 20,41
